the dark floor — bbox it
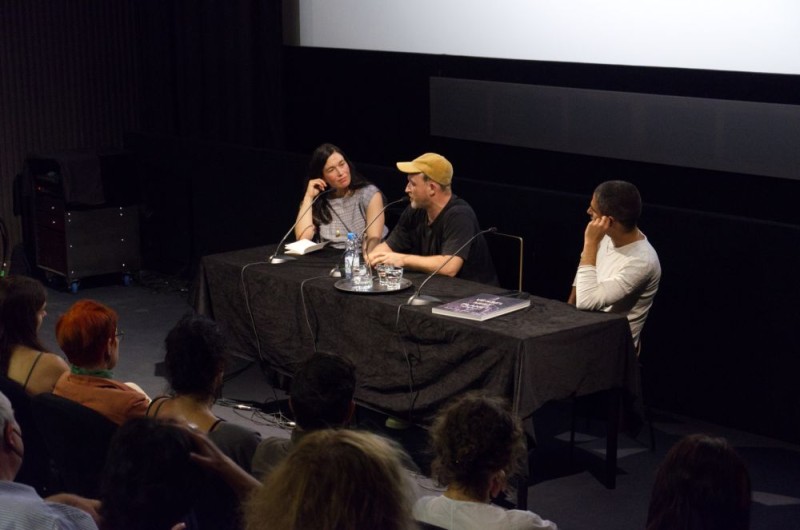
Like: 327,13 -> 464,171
38,274 -> 800,530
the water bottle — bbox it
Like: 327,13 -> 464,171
344,232 -> 357,279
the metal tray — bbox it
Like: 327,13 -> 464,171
334,278 -> 413,294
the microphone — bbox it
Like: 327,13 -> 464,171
329,195 -> 409,278
407,227 -> 497,306
269,188 -> 334,264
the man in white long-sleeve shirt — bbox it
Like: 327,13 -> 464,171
567,181 -> 660,350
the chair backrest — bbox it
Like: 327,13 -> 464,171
416,522 -> 448,530
0,376 -> 54,495
486,230 -> 526,291
31,392 -> 118,498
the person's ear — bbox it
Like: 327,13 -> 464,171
3,422 -> 18,453
488,470 -> 506,499
2,422 -> 11,449
344,400 -> 356,425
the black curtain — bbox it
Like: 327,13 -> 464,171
134,0 -> 283,148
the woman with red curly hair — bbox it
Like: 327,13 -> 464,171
53,299 -> 149,425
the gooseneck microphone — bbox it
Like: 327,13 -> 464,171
407,227 -> 497,306
269,188 -> 334,264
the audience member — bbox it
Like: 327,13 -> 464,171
147,314 -> 261,472
99,417 -> 206,530
0,390 -> 100,529
567,180 -> 661,349
646,433 -> 751,530
414,392 -> 557,530
368,152 -> 497,284
0,276 -> 69,394
53,299 -> 149,425
250,351 -> 356,478
295,143 -> 387,252
245,429 -> 415,530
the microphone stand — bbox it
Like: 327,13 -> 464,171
268,188 -> 334,264
329,195 -> 409,278
360,196 -> 409,276
407,227 -> 497,306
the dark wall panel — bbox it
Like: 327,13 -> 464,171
431,78 -> 800,181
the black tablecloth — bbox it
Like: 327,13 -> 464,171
193,245 -> 638,421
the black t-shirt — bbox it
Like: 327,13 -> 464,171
385,195 -> 498,285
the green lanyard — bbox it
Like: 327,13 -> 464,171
70,364 -> 114,379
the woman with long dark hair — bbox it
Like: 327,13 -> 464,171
0,276 -> 68,394
294,143 -> 387,252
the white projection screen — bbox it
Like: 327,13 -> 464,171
285,0 -> 800,75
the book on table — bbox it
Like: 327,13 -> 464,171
284,239 -> 329,255
431,293 -> 531,321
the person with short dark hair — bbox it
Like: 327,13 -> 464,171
414,392 -> 557,530
99,417 -> 205,530
368,153 -> 498,285
250,352 -> 356,478
294,143 -> 387,252
0,390 -> 100,530
147,314 -> 260,472
646,434 -> 751,530
53,300 -> 149,425
568,180 -> 661,349
245,429 -> 416,530
0,276 -> 69,395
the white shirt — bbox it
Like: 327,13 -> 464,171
0,481 -> 97,530
413,495 -> 558,530
574,233 -> 661,347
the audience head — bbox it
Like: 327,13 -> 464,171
429,392 -> 524,501
100,417 -> 204,530
56,299 -> 119,368
0,391 -> 23,478
164,314 -> 226,399
290,352 -> 356,430
0,276 -> 47,372
245,429 -> 414,530
646,434 -> 751,530
592,180 -> 642,231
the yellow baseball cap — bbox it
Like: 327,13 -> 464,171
396,153 -> 453,186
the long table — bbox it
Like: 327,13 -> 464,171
192,245 -> 639,488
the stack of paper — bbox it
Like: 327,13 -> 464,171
284,239 -> 329,255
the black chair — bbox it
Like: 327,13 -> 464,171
416,522 -> 448,530
486,230 -> 526,292
0,376 -> 55,495
31,392 -> 118,498
568,341 -> 656,463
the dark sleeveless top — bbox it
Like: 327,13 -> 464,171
22,351 -> 45,391
146,395 -> 225,432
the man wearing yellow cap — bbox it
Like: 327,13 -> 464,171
368,153 -> 497,285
